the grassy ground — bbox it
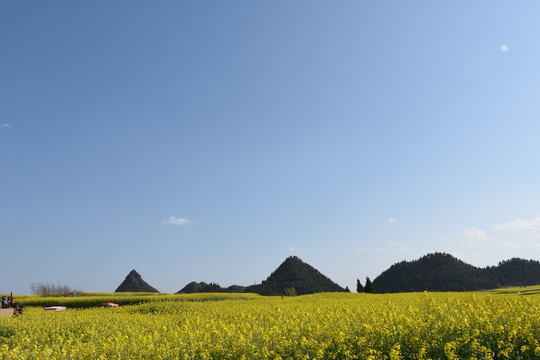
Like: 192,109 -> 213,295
482,284 -> 540,295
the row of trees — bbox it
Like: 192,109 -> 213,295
30,282 -> 79,297
356,277 -> 374,293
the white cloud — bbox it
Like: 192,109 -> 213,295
0,123 -> 11,128
163,217 -> 194,225
493,217 -> 540,231
447,220 -> 540,265
388,218 -> 397,224
289,247 -> 297,252
460,228 -> 490,247
462,228 -> 489,240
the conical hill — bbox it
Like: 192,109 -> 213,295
246,256 -> 345,295
115,269 -> 159,293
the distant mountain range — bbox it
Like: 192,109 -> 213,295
372,252 -> 540,293
115,253 -> 540,295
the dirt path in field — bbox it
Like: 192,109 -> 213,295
0,308 -> 14,317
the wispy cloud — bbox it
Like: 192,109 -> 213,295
388,218 -> 397,224
447,218 -> 540,266
493,216 -> 540,231
0,123 -> 11,128
460,228 -> 490,247
163,217 -> 194,225
462,228 -> 489,240
289,247 -> 297,252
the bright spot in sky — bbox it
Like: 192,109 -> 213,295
501,44 -> 509,52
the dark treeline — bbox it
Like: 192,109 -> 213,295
489,258 -> 540,287
372,253 -> 540,293
176,281 -> 246,294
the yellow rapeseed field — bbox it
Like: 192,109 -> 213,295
1,290 -> 539,359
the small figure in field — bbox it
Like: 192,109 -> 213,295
1,296 -> 7,308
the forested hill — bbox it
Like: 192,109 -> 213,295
489,258 -> 540,287
372,253 -> 540,293
245,256 -> 345,295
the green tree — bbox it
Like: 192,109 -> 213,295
364,277 -> 374,294
356,279 -> 364,293
284,287 -> 297,296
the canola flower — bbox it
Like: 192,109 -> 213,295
1,291 -> 539,359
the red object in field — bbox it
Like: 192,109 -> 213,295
101,302 -> 119,307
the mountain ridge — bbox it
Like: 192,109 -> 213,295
372,252 -> 540,293
116,254 -> 540,295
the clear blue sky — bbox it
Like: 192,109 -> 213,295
2,1 -> 540,294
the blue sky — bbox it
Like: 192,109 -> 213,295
2,1 -> 540,294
